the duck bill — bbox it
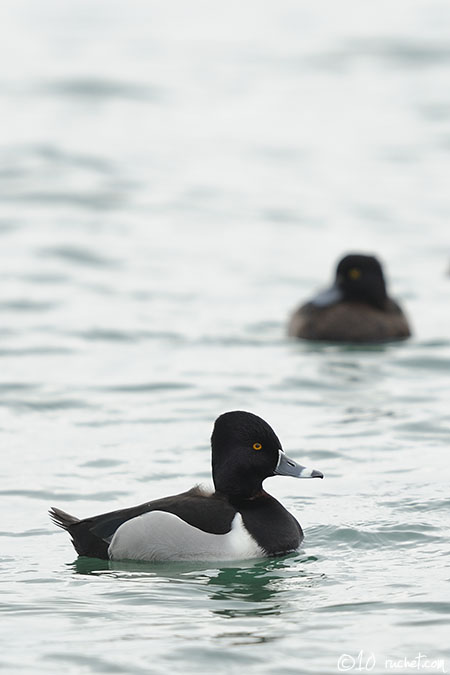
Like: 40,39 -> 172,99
310,283 -> 343,308
274,450 -> 323,479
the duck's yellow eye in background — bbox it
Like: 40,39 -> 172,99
349,267 -> 361,280
252,442 -> 262,450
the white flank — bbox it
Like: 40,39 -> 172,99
108,511 -> 265,562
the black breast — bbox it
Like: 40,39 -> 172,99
234,492 -> 303,556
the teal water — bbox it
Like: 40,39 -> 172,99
1,1 -> 450,673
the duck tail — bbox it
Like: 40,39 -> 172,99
49,507 -> 80,531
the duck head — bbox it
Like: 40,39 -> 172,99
211,411 -> 323,499
312,253 -> 388,310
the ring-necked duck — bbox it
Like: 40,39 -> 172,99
50,411 -> 323,562
288,253 -> 411,342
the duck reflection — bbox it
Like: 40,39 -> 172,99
71,552 -> 321,619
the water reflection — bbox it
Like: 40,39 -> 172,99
72,553 -> 322,619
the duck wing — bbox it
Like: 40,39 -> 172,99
49,487 -> 236,559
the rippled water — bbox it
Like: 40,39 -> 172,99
1,1 -> 450,673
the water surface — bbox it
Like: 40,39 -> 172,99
1,1 -> 450,673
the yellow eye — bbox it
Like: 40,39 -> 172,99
349,268 -> 361,280
252,442 -> 262,450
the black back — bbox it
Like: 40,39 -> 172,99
52,488 -> 237,559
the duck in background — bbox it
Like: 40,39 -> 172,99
288,253 -> 411,343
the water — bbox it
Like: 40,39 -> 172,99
1,1 -> 450,673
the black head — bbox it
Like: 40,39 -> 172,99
211,411 -> 322,499
335,254 -> 387,310
211,411 -> 283,499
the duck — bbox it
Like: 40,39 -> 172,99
49,411 -> 323,562
288,253 -> 411,342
